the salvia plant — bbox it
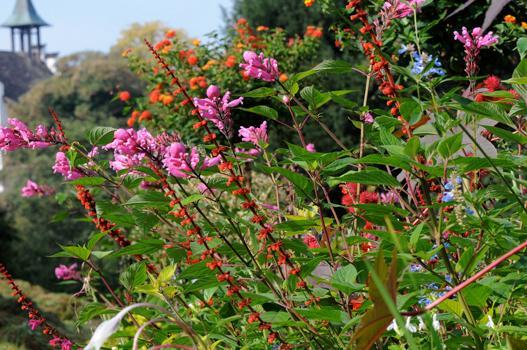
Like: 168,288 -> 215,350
2,1 -> 527,349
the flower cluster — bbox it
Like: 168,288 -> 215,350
55,263 -> 81,281
453,27 -> 498,77
52,152 -> 83,180
0,119 -> 53,151
240,51 -> 280,82
20,179 -> 54,197
193,85 -> 243,138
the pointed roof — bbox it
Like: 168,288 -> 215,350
2,0 -> 49,28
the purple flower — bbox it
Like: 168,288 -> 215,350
21,179 -> 54,197
240,51 -> 280,82
194,85 -> 243,138
52,152 -> 83,180
305,143 -> 316,152
55,263 -> 81,281
238,121 -> 268,147
361,112 -> 374,124
380,190 -> 398,204
382,0 -> 425,19
104,128 -> 162,172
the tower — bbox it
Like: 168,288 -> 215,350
2,0 -> 49,60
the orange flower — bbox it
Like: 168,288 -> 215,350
161,95 -> 174,106
279,73 -> 288,82
189,76 -> 207,90
522,22 -> 527,29
149,89 -> 161,104
305,25 -> 323,38
187,55 -> 198,66
192,39 -> 201,46
165,30 -> 176,38
202,59 -> 217,70
504,15 -> 517,23
121,48 -> 132,57
304,0 -> 315,7
139,110 -> 152,122
256,25 -> 269,32
225,55 -> 237,68
118,91 -> 131,102
237,18 -> 248,25
127,110 -> 139,127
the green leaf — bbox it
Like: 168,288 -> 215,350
50,245 -> 91,261
437,132 -> 463,159
181,194 -> 204,205
109,239 -> 164,258
242,87 -> 276,98
517,38 -> 527,59
119,263 -> 147,290
126,192 -> 170,209
258,165 -> 313,197
292,60 -> 354,82
88,126 -> 117,146
296,307 -> 350,324
239,105 -> 279,120
483,126 -> 527,145
404,137 -> 420,157
158,264 -> 177,284
399,100 -> 422,125
453,97 -> 513,126
69,177 -> 106,186
274,219 -> 318,233
331,264 -> 361,294
328,169 -> 400,187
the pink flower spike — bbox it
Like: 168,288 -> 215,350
52,152 -> 83,181
238,121 -> 269,147
55,263 -> 81,281
193,86 -> 243,137
28,318 -> 43,331
361,112 -> 374,124
21,179 -> 54,197
240,51 -> 280,82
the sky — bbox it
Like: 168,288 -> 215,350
0,0 -> 233,56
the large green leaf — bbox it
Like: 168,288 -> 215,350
328,169 -> 400,187
239,105 -> 279,120
88,126 -> 117,146
331,264 -> 361,294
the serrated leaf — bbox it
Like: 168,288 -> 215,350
88,126 -> 117,146
242,87 -> 276,98
437,132 -> 463,159
331,264 -> 361,294
109,239 -> 164,258
120,262 -> 147,290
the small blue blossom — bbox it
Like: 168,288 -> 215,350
411,52 -> 445,77
442,191 -> 454,203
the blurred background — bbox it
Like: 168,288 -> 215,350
0,0 -> 525,348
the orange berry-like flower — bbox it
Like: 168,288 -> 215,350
504,15 -> 517,23
119,91 -> 131,102
187,55 -> 199,66
304,0 -> 315,7
192,39 -> 201,46
127,110 -> 139,127
139,110 -> 152,122
279,73 -> 288,82
256,25 -> 269,32
522,22 -> 527,29
225,55 -> 237,68
165,30 -> 176,38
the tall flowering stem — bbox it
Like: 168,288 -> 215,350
145,39 -> 318,302
75,185 -> 157,274
0,263 -> 76,350
147,162 -> 292,348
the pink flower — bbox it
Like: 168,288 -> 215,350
235,147 -> 261,160
162,142 -> 218,178
238,121 -> 268,147
305,143 -> 316,152
104,128 -> 162,172
194,85 -> 243,137
21,179 -> 54,197
52,152 -> 83,180
240,51 -> 280,82
382,0 -> 424,19
48,337 -> 73,350
55,263 -> 81,281
28,318 -> 43,331
361,112 -> 374,124
453,27 -> 498,77
0,119 -> 52,151
303,234 -> 320,249
453,27 -> 498,49
197,183 -> 216,196
381,190 -> 399,204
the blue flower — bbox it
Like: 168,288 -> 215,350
410,52 -> 445,77
442,191 -> 454,203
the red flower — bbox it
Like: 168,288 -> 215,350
483,75 -> 502,92
187,55 -> 199,66
359,191 -> 378,204
119,91 -> 131,102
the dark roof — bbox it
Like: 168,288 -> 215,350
2,0 -> 49,28
0,51 -> 51,100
